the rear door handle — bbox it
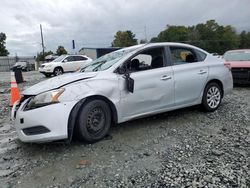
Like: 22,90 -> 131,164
198,70 -> 207,75
160,75 -> 172,80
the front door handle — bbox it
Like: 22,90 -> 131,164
198,70 -> 207,75
161,75 -> 172,80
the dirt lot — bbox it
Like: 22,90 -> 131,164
0,71 -> 249,188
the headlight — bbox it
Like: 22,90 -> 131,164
45,64 -> 53,68
25,88 -> 65,110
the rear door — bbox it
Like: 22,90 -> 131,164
74,56 -> 89,69
168,46 -> 208,106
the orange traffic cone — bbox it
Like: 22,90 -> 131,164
9,72 -> 21,107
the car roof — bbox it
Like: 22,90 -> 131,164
144,42 -> 200,48
65,54 -> 88,57
116,42 -> 208,53
141,42 -> 209,54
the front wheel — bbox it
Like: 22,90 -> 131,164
53,67 -> 63,76
202,82 -> 222,112
44,73 -> 52,78
76,100 -> 111,143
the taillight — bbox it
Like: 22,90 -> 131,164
224,63 -> 231,70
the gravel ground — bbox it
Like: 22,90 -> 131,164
0,71 -> 249,188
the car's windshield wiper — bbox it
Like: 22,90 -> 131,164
80,60 -> 106,72
92,61 -> 107,71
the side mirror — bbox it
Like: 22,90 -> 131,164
116,66 -> 126,74
124,73 -> 134,93
63,59 -> 68,63
116,66 -> 134,93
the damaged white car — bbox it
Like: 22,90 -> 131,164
12,43 -> 233,143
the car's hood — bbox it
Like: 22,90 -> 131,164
22,72 -> 98,95
226,60 -> 250,68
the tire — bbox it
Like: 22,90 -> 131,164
44,73 -> 52,78
202,82 -> 222,112
77,100 -> 111,143
53,67 -> 63,76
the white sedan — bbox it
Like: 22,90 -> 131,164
12,43 -> 233,143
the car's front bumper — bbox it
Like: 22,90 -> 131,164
12,99 -> 77,143
39,67 -> 53,73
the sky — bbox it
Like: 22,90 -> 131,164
0,0 -> 250,56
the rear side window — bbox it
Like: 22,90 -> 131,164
169,46 -> 198,65
75,56 -> 88,61
195,49 -> 207,61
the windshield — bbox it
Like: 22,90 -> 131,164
224,51 -> 250,61
52,55 -> 67,62
80,45 -> 143,72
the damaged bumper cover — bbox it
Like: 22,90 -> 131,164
12,98 -> 77,143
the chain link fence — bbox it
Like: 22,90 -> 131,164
0,56 -> 36,72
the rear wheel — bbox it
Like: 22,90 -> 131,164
77,100 -> 111,143
53,67 -> 63,76
202,82 -> 222,112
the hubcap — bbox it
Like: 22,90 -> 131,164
55,69 -> 62,76
87,107 -> 105,135
206,86 -> 221,109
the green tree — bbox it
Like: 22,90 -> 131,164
0,32 -> 9,56
139,39 -> 147,44
151,20 -> 240,54
112,31 -> 137,47
219,25 -> 239,54
194,20 -> 239,54
36,51 -> 53,62
156,25 -> 188,42
239,31 -> 250,48
150,37 -> 159,43
56,46 -> 68,55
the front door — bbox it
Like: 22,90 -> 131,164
62,56 -> 77,72
118,47 -> 175,120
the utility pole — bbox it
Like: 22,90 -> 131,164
72,40 -> 76,54
40,24 -> 45,58
144,25 -> 148,42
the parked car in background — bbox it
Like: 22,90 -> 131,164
223,49 -> 250,84
11,61 -> 30,71
39,55 -> 92,77
12,43 -> 233,143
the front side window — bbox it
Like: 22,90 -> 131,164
64,56 -> 75,62
170,47 -> 198,65
124,47 -> 165,72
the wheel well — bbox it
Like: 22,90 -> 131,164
206,79 -> 224,97
54,66 -> 64,73
84,95 -> 118,124
67,95 -> 118,142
